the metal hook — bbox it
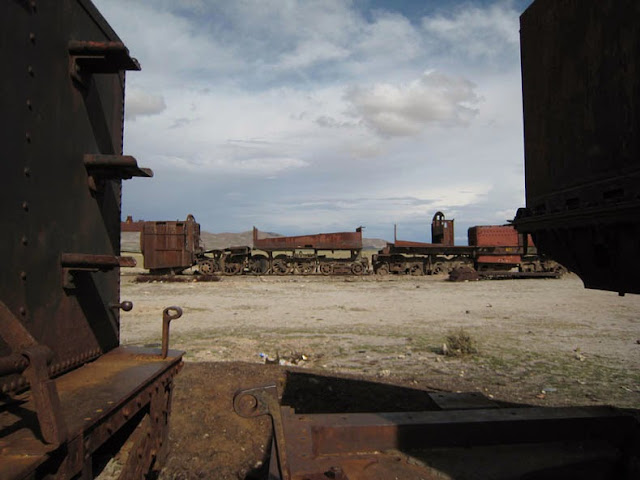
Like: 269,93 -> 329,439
161,306 -> 182,358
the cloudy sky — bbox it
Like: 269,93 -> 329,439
95,0 -> 534,243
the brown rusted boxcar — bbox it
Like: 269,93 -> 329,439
140,215 -> 203,274
0,2 -> 183,478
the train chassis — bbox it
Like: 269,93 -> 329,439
196,248 -> 369,276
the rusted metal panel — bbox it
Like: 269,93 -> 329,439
431,211 -> 454,246
516,0 -> 640,294
1,2 -> 184,478
121,215 -> 145,232
0,346 -> 182,479
392,212 -> 454,248
235,384 -> 639,480
253,227 -> 363,251
140,216 -> 202,272
469,226 -> 521,265
468,226 -> 519,247
0,0 -> 142,395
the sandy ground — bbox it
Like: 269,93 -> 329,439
121,272 -> 640,408
118,270 -> 640,478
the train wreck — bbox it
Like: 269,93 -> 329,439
2,0 -> 638,479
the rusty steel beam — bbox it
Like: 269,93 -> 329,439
235,385 -> 639,480
253,227 -> 363,251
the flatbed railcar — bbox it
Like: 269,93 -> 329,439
1,2 -> 183,478
372,212 -> 563,276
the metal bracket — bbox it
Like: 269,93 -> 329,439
0,301 -> 67,445
68,40 -> 140,88
161,306 -> 183,359
233,385 -> 291,480
22,345 -> 68,445
61,253 -> 136,289
84,154 -> 153,192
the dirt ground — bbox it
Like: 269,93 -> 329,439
119,270 -> 640,479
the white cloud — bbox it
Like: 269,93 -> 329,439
421,1 -> 520,61
125,90 -> 166,120
93,0 -> 529,240
345,71 -> 480,136
278,39 -> 350,70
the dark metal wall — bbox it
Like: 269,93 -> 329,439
0,0 -> 142,393
516,0 -> 640,294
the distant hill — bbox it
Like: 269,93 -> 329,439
121,230 -> 388,253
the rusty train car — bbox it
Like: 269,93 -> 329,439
4,1 -> 639,479
372,212 -> 561,276
138,213 -> 559,277
139,215 -> 205,275
1,2 -> 183,478
139,217 -> 369,276
514,0 -> 640,296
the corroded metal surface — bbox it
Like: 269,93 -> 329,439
235,384 -> 639,480
140,215 -> 203,274
253,227 -> 363,251
515,0 -> 640,294
375,214 -> 555,275
0,347 -> 182,479
121,215 -> 145,232
1,1 -> 183,478
1,0 -> 146,393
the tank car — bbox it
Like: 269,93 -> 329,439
0,2 -> 183,478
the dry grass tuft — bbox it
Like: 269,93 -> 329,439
443,328 -> 478,356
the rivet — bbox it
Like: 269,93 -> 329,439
29,33 -> 36,43
22,201 -> 29,211
25,132 -> 31,143
24,167 -> 31,177
27,66 -> 34,76
21,236 -> 28,246
19,307 -> 26,315
26,100 -> 32,110
20,272 -> 27,281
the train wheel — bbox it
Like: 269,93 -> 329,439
432,263 -> 444,275
225,263 -> 242,275
410,264 -> 424,276
351,263 -> 365,275
273,259 -> 291,275
319,263 -> 333,275
376,264 -> 389,275
198,260 -> 215,275
296,262 -> 315,275
249,257 -> 268,274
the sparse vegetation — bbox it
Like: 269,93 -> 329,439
443,328 -> 478,356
